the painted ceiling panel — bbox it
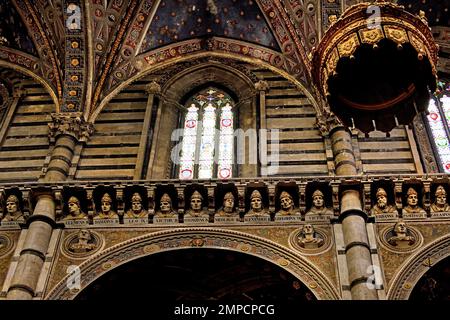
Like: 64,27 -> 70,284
0,0 -> 38,56
398,0 -> 449,27
140,0 -> 280,53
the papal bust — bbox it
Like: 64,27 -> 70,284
64,196 -> 87,220
185,191 -> 208,217
2,194 -> 24,222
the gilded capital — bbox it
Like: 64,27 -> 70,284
48,112 -> 94,143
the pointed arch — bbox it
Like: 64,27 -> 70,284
387,234 -> 450,300
45,228 -> 340,300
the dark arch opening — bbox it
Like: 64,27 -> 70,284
410,256 -> 450,300
75,249 -> 316,301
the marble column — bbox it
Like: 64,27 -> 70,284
323,115 -> 377,300
6,113 -> 93,300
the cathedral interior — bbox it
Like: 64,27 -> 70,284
0,0 -> 449,301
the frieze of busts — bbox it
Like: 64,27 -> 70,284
298,224 -> 324,249
1,195 -> 24,222
305,189 -> 333,216
185,191 -> 208,218
402,187 -> 426,216
431,185 -> 450,213
370,188 -> 397,216
68,229 -> 97,253
246,190 -> 269,217
125,193 -> 148,218
155,193 -> 177,218
216,192 -> 238,217
276,191 -> 300,216
387,220 -> 416,248
94,193 -> 119,220
64,196 -> 87,220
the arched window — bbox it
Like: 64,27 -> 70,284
426,80 -> 450,173
178,87 -> 235,180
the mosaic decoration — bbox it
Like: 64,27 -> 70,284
140,0 -> 279,53
426,81 -> 450,173
0,0 -> 38,56
398,0 -> 450,27
179,87 -> 234,180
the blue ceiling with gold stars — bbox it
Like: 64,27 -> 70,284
0,0 -> 37,56
140,0 -> 280,53
398,0 -> 449,27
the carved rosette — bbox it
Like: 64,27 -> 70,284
48,113 -> 94,143
311,1 -> 439,133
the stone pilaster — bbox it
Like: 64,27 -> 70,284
6,113 -> 93,300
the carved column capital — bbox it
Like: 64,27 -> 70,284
254,80 -> 269,92
316,111 -> 344,137
146,81 -> 162,95
48,113 -> 94,143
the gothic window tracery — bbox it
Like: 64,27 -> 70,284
178,87 -> 235,180
426,80 -> 450,173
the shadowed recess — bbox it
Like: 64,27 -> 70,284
75,248 -> 316,301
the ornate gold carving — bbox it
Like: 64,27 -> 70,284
337,33 -> 359,58
359,28 -> 384,45
384,26 -> 408,44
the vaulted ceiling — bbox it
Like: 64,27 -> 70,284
0,0 -> 447,122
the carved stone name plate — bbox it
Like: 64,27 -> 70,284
402,212 -> 427,220
93,218 -> 120,226
64,220 -> 89,228
274,215 -> 302,223
184,217 -> 209,224
305,215 -> 332,223
153,217 -> 179,224
430,212 -> 450,219
124,218 -> 149,225
0,221 -> 21,229
244,216 -> 271,223
374,213 -> 399,221
214,216 -> 241,224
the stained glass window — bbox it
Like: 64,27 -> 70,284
178,87 -> 235,180
425,80 -> 450,173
